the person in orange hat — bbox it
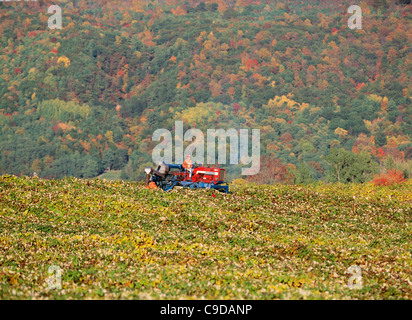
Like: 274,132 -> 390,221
147,181 -> 157,189
183,154 -> 193,177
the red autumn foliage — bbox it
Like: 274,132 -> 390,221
377,147 -> 385,158
245,155 -> 282,185
52,125 -> 60,134
308,161 -> 323,174
245,59 -> 259,69
280,132 -> 293,143
233,103 -> 241,113
356,83 -> 366,90
245,156 -> 296,185
372,169 -> 405,186
277,164 -> 296,184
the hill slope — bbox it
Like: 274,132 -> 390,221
1,175 -> 411,299
0,0 -> 411,181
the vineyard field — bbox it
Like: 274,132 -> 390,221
0,175 -> 411,299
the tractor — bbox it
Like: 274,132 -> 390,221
144,163 -> 229,193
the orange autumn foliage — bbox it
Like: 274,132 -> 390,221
372,169 -> 405,186
171,6 -> 187,16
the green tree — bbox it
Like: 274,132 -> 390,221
103,149 -> 115,170
294,162 -> 314,184
82,157 -> 100,178
112,149 -> 128,170
325,148 -> 378,183
120,168 -> 129,180
375,131 -> 387,147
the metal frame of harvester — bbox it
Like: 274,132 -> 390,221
145,164 -> 229,193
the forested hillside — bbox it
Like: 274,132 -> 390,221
0,0 -> 411,183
